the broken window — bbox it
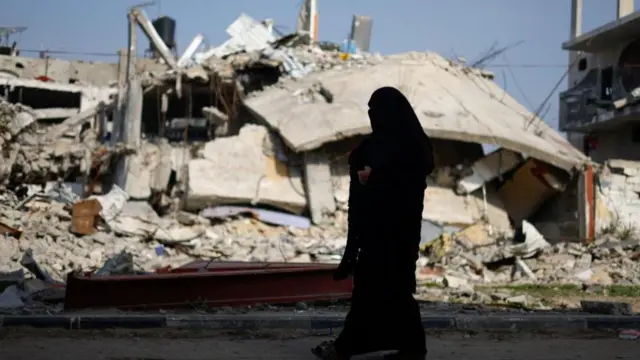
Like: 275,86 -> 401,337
142,83 -> 235,142
600,67 -> 613,101
578,58 -> 587,71
6,86 -> 81,110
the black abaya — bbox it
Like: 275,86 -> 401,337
331,87 -> 434,358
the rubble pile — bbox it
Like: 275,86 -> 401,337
1,10 -> 639,314
0,99 -> 88,184
2,138 -> 94,186
286,45 -> 494,79
418,222 -> 640,288
285,44 -> 383,72
0,98 -> 131,186
0,99 -> 35,148
0,184 -> 349,281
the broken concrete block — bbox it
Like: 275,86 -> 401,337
107,201 -> 205,244
7,111 -> 36,137
456,149 -> 522,195
150,141 -> 173,191
422,184 -> 510,229
91,185 -> 129,221
443,275 -> 470,289
121,142 -> 167,200
183,125 -> 307,214
506,294 -> 528,306
455,223 -> 495,247
443,275 -> 475,296
507,220 -> 550,259
124,153 -> 152,199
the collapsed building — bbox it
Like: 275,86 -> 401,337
1,6 -> 638,312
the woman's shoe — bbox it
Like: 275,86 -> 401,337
383,351 -> 427,360
311,340 -> 351,360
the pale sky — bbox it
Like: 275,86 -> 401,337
2,0 -> 636,129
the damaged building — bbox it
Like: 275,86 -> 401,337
2,3 -> 639,313
561,0 -> 640,236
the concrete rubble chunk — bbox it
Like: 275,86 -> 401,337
443,275 -> 474,294
91,185 -> 129,221
508,220 -> 550,259
150,141 -> 174,192
184,124 -> 307,214
456,149 -> 522,195
422,183 -> 511,230
506,294 -> 528,306
108,201 -> 205,244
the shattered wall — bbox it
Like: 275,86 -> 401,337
0,55 -> 117,86
597,159 -> 640,232
0,54 -> 176,87
183,124 -> 307,213
529,178 -> 580,242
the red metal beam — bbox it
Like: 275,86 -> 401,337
64,262 -> 352,310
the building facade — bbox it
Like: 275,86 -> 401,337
560,0 -> 640,163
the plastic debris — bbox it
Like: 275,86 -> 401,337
619,329 -> 640,340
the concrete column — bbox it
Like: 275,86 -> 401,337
577,163 -> 595,242
126,12 -> 137,82
617,0 -> 634,19
123,80 -> 143,148
115,79 -> 143,191
303,149 -> 336,225
117,48 -> 127,88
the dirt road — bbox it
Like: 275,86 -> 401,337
0,329 -> 636,359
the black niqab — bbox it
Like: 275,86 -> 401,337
367,86 -> 435,176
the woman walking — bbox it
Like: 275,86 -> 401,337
312,87 -> 435,360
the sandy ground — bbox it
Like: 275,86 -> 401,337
0,329 -> 637,360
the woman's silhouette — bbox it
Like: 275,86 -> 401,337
313,87 -> 434,360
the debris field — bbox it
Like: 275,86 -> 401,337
0,10 -> 639,314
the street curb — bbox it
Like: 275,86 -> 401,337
0,314 -> 639,331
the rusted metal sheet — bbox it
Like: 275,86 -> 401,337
64,261 -> 352,310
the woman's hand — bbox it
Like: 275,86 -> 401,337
357,166 -> 372,185
333,260 -> 353,281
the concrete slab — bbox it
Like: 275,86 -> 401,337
246,52 -> 586,171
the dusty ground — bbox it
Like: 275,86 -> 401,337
0,329 -> 636,360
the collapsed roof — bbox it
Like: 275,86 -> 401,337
245,51 -> 587,172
